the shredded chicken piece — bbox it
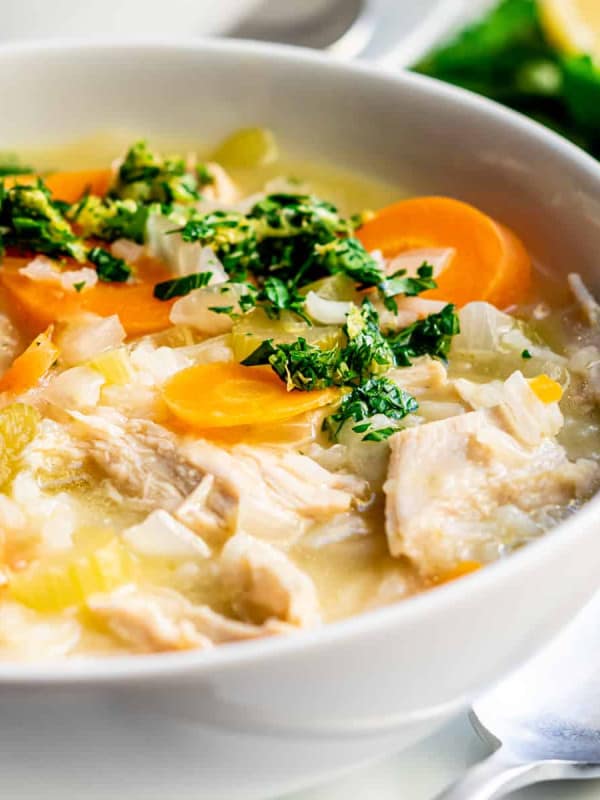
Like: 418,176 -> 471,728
384,372 -> 599,576
221,532 -> 320,627
66,410 -> 231,516
389,357 -> 449,396
183,440 -> 369,544
568,273 -> 600,326
87,586 -> 290,653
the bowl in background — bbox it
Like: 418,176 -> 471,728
0,0 -> 262,42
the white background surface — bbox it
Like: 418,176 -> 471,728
287,716 -> 600,800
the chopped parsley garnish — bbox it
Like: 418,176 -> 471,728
175,211 -> 259,281
208,305 -> 234,314
323,376 -> 418,441
196,164 -> 215,186
73,281 -> 86,293
256,277 -> 310,323
242,337 -> 340,391
386,304 -> 460,366
0,160 -> 34,177
70,195 -> 149,244
315,238 -> 383,288
521,348 -> 532,359
340,300 -> 395,383
153,271 -> 213,300
379,263 -> 438,312
0,181 -> 87,261
110,140 -> 200,205
87,247 -> 132,283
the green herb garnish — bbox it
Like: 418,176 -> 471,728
0,181 -> 87,261
323,376 -> 418,441
87,247 -> 132,283
153,271 -> 213,300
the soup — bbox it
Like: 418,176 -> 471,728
0,129 -> 598,659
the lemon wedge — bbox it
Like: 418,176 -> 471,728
539,0 -> 600,58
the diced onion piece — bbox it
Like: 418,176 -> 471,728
44,366 -> 105,410
19,256 -> 98,292
305,291 -> 352,325
146,212 -> 229,280
386,247 -> 456,278
129,341 -> 192,386
110,238 -> 144,264
56,314 -> 126,367
170,283 -> 249,334
122,510 -> 211,560
452,302 -> 515,352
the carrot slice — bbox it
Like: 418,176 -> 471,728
0,258 -> 174,337
357,196 -> 532,308
44,169 -> 113,203
3,169 -> 112,202
434,561 -> 482,586
529,374 -> 563,404
0,327 -> 58,394
164,362 -> 338,429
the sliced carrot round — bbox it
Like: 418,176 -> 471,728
44,169 -> 113,203
357,196 -> 532,308
0,259 -> 174,337
3,169 -> 113,202
0,327 -> 58,394
163,362 -> 338,429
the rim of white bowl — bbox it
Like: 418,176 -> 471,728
0,36 -> 599,684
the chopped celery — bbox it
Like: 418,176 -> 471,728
300,273 -> 358,302
0,403 -> 40,488
88,347 -> 135,386
212,127 -> 279,169
231,308 -> 343,362
9,533 -> 134,612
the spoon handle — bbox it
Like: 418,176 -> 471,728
432,750 -> 573,800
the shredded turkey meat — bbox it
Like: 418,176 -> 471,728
87,586 -> 291,653
384,372 -> 599,576
221,532 -> 321,627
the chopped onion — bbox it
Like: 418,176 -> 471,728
146,212 -> 229,280
170,282 -> 250,334
44,366 -> 105,410
129,341 -> 192,386
110,238 -> 144,264
337,414 -> 394,485
386,247 -> 455,278
452,302 -> 515,352
176,334 -> 234,365
305,291 -> 352,325
122,510 -> 211,559
20,256 -> 98,292
56,314 -> 126,367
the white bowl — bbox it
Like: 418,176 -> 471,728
1,39 -> 600,800
0,0 -> 262,41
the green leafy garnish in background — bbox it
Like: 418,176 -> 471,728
414,0 -> 600,158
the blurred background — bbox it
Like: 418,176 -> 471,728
1,0 -> 598,162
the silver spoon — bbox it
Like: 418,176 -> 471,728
226,0 -> 378,58
435,592 -> 600,799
